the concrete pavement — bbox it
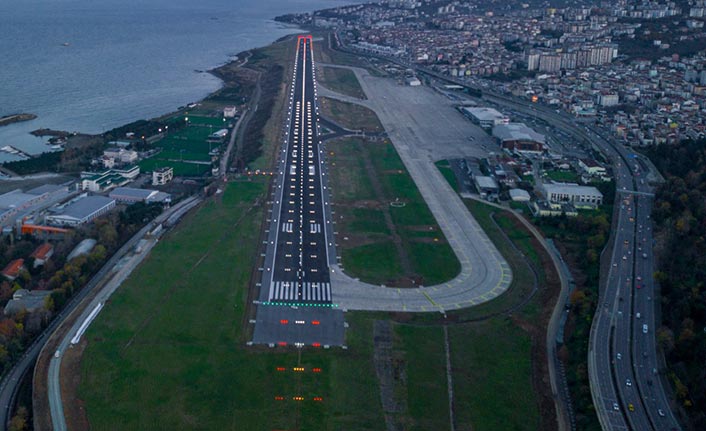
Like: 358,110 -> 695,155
315,65 -> 512,312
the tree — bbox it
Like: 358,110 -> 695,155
8,406 -> 27,431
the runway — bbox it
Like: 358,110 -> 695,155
252,36 -> 344,346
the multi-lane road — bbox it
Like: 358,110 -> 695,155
251,35 -> 345,347
588,134 -> 681,431
477,90 -> 680,430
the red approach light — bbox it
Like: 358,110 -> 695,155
313,397 -> 323,402
312,368 -> 322,373
312,342 -> 321,348
311,320 -> 320,325
274,396 -> 285,401
280,319 -> 289,325
276,367 -> 286,372
278,341 -> 287,347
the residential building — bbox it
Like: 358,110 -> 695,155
2,259 -> 24,281
152,167 -> 174,186
223,106 -> 237,118
579,158 -> 607,176
4,289 -> 51,316
30,243 -> 54,267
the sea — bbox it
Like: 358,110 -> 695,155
0,0 -> 359,162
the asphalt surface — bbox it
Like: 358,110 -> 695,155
252,36 -> 345,347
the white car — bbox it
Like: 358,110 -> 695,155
643,324 -> 648,334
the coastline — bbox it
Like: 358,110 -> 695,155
0,23 -> 307,174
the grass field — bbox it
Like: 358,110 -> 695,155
320,66 -> 366,99
78,181 -> 387,430
319,97 -> 384,133
449,318 -> 537,431
75,34 -> 554,431
545,169 -> 580,183
435,160 -> 459,192
328,137 -> 460,287
77,183 -> 546,430
139,115 -> 226,176
138,157 -> 210,177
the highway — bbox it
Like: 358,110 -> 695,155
474,93 -> 681,430
251,35 -> 345,347
354,38 -> 683,428
477,89 -> 680,430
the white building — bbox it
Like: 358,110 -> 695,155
152,167 -> 174,186
462,107 -> 509,129
474,175 -> 499,200
509,188 -> 531,202
80,166 -> 140,192
542,182 -> 603,208
578,158 -> 607,177
223,106 -> 237,118
104,148 -> 138,164
598,93 -> 619,107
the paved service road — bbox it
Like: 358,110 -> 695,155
314,65 -> 512,312
252,36 -> 345,347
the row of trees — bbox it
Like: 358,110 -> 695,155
645,139 -> 706,429
535,209 -> 611,430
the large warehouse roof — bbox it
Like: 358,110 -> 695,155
463,107 -> 506,122
0,190 -> 37,210
492,123 -> 546,144
51,196 -> 115,222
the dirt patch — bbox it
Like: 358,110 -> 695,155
373,320 -> 408,431
61,341 -> 90,431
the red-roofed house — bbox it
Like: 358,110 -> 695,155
2,259 -> 25,281
30,243 -> 54,267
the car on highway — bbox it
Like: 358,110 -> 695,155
628,403 -> 635,412
613,402 -> 620,411
643,324 -> 649,333
658,409 -> 666,417
617,353 -> 622,360
626,379 -> 632,387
